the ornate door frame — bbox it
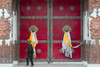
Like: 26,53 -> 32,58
17,0 -> 83,62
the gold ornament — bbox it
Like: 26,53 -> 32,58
62,25 -> 72,32
29,25 -> 38,32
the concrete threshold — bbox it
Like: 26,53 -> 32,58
18,62 -> 83,64
14,62 -> 86,67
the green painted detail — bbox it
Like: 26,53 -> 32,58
65,16 -> 68,19
32,16 -> 35,19
37,6 -> 41,10
59,49 -> 62,53
20,16 -> 35,19
19,40 -> 81,43
20,16 -> 47,19
26,6 -> 30,10
59,6 -> 64,11
68,16 -> 80,19
20,40 -> 47,43
20,16 -> 80,19
37,49 -> 41,54
53,16 -> 80,19
70,6 -> 75,11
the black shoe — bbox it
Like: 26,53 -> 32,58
26,64 -> 29,66
31,64 -> 34,66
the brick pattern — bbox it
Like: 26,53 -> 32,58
0,0 -> 9,8
90,17 -> 100,39
85,42 -> 90,63
0,18 -> 10,39
0,0 -> 11,39
82,40 -> 90,63
91,43 -> 100,64
84,0 -> 100,64
0,0 -> 15,63
83,40 -> 100,64
0,41 -> 14,63
91,0 -> 100,9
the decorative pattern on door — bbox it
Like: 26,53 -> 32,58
19,0 -> 83,62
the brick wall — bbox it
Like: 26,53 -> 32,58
0,18 -> 10,39
0,0 -> 14,63
90,17 -> 100,39
83,0 -> 100,64
0,41 -> 14,63
89,0 -> 100,64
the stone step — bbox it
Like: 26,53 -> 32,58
14,62 -> 86,67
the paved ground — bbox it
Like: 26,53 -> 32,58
14,64 -> 86,67
14,62 -> 87,67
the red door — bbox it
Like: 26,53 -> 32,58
19,0 -> 82,61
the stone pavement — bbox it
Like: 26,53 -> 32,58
14,62 -> 87,67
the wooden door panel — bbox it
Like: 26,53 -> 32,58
53,0 -> 81,16
53,19 -> 81,40
19,43 -> 28,59
20,43 -> 48,59
19,0 -> 82,61
35,43 -> 48,59
52,0 -> 81,61
20,19 -> 47,40
19,0 -> 48,60
53,43 -> 81,59
20,0 -> 47,16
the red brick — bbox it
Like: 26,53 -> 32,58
90,17 -> 100,39
0,0 -> 9,9
0,18 -> 10,39
0,40 -> 14,63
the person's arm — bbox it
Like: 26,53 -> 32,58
26,45 -> 29,53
